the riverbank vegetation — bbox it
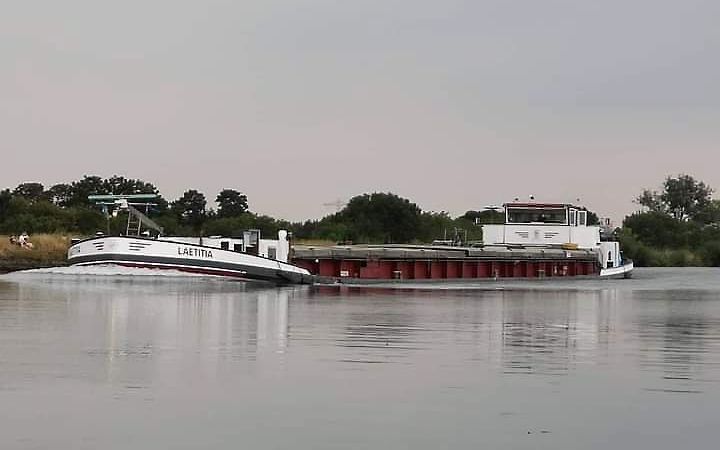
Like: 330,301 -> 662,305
620,175 -> 720,266
0,234 -> 70,270
3,174 -> 718,267
0,176 -> 500,245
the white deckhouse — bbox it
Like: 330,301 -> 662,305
481,202 -> 631,275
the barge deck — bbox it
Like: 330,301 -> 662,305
292,244 -> 601,281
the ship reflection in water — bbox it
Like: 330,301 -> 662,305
1,267 -> 720,449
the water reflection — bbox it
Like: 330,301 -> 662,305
3,277 -> 720,387
632,290 -> 720,393
499,289 -> 619,376
3,270 -> 720,449
0,278 -> 299,391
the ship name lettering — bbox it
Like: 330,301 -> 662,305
177,247 -> 213,259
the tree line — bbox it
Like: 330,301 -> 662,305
4,173 -> 717,266
0,176 -> 500,243
620,174 -> 720,266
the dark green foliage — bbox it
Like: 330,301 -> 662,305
582,208 -> 600,226
623,211 -> 690,248
216,189 -> 249,218
0,176 -> 167,235
290,215 -> 350,243
340,193 -> 422,243
204,217 -> 254,237
13,183 -> 46,203
700,240 -> 720,267
622,174 -> 720,266
416,212 -> 483,244
171,190 -> 207,229
462,209 -> 505,224
46,184 -> 74,207
287,194 -> 484,244
0,197 -> 105,234
0,189 -> 12,222
68,176 -> 105,207
637,174 -> 713,221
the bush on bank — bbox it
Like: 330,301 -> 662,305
620,175 -> 720,267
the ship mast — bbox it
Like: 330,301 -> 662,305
88,194 -> 164,236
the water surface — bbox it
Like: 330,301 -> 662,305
1,267 -> 719,449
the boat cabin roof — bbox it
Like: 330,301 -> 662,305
504,202 -> 575,209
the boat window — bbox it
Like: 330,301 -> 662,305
569,210 -> 577,226
234,244 -> 243,252
221,241 -> 229,250
268,246 -> 277,260
578,211 -> 587,226
506,208 -> 567,224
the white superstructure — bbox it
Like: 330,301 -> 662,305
481,202 -> 633,277
68,194 -> 312,283
481,203 -> 601,249
67,231 -> 312,284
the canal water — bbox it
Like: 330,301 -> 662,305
1,267 -> 719,449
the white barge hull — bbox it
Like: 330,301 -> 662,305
599,261 -> 634,279
68,236 -> 313,284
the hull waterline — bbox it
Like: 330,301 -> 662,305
599,261 -> 634,279
68,236 -> 313,285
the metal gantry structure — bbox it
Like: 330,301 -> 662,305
88,194 -> 164,236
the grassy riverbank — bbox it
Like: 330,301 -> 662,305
0,234 -> 70,272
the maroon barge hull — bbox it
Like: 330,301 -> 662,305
291,245 -> 600,281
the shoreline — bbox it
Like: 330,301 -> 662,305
0,260 -> 68,274
1,234 -> 71,274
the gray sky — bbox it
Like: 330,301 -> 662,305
2,0 -> 719,223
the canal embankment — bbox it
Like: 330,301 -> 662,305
0,234 -> 70,273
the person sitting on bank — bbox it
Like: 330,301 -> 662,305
17,232 -> 33,249
9,235 -> 18,245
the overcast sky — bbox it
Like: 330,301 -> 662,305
2,0 -> 719,222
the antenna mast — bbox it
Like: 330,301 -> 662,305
88,194 -> 164,236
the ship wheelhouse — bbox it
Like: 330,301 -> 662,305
481,202 -> 600,249
504,203 -> 590,227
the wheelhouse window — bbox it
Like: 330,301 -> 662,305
506,208 -> 567,224
578,211 -> 587,226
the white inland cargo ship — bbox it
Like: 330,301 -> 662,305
67,195 -> 313,284
68,232 -> 313,284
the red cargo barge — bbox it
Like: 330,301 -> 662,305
291,202 -> 632,283
292,244 -> 600,282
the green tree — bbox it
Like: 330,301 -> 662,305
171,190 -> 207,228
102,176 -> 168,212
12,182 -> 46,203
417,211 -> 456,242
693,200 -> 720,225
638,174 -> 713,221
340,192 -> 422,243
216,189 -> 249,218
46,183 -> 74,207
0,189 -> 12,221
462,209 -> 504,224
623,175 -> 720,267
69,175 -> 105,207
623,211 -> 691,248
